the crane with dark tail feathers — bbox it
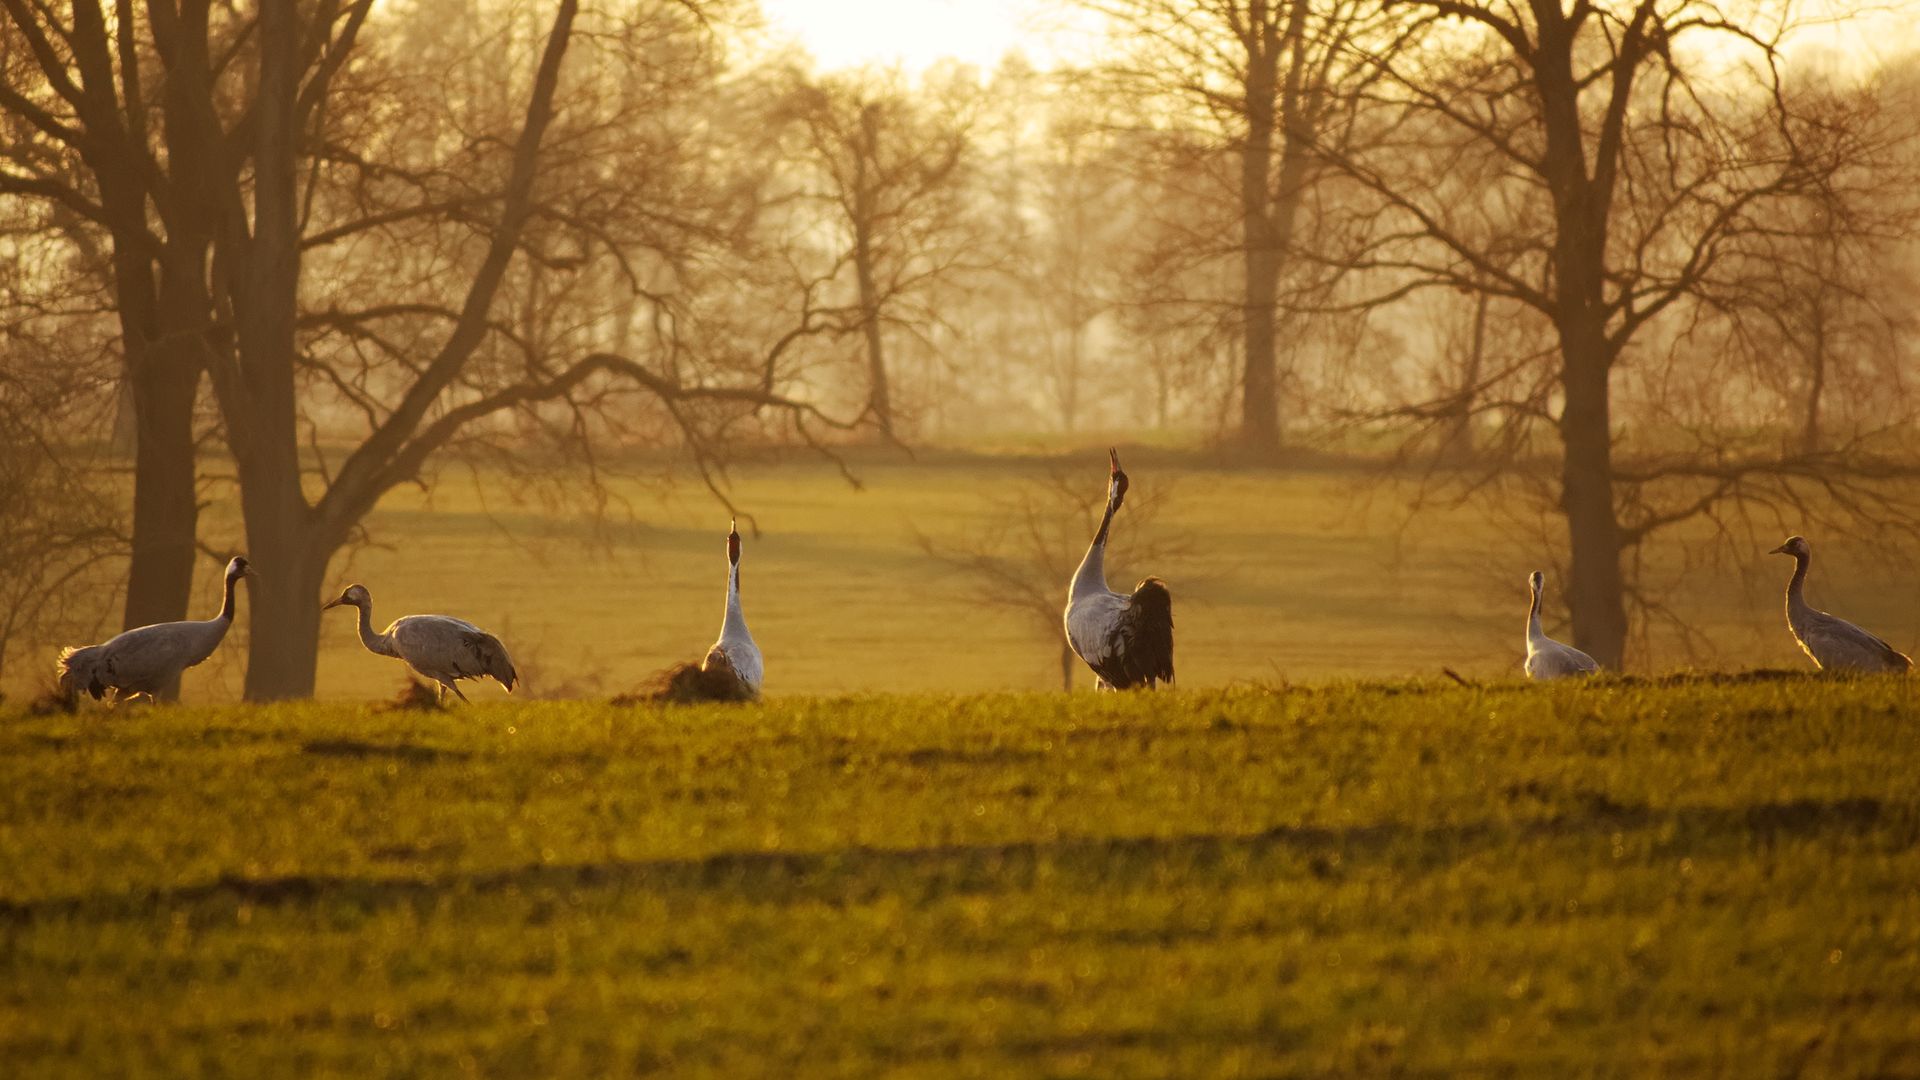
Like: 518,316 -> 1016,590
1063,448 -> 1173,690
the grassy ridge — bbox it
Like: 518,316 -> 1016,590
3,679 -> 1918,1076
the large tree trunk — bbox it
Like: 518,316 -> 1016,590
1535,14 -> 1628,669
241,515 -> 326,700
122,349 -> 201,635
234,0 -> 317,701
1240,249 -> 1281,454
1238,39 -> 1281,458
1557,336 -> 1628,669
1801,301 -> 1827,455
1441,292 -> 1488,462
98,177 -> 206,700
856,247 -> 891,434
851,103 -> 893,436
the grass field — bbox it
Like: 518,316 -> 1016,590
10,451 -> 1917,702
4,679 -> 1918,1076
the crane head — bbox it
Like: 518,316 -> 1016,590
1528,570 -> 1543,592
226,555 -> 255,581
1769,535 -> 1809,558
728,519 -> 741,567
323,583 -> 371,611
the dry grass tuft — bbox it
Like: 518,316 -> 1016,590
25,681 -> 76,716
375,679 -> 445,712
615,657 -> 754,706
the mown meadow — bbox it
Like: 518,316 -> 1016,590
8,451 -> 1916,702
3,678 -> 1917,1076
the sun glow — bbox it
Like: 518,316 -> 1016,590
757,0 -> 1092,74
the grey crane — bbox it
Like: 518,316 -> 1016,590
1769,536 -> 1912,674
57,556 -> 255,703
1064,448 -> 1173,690
702,519 -> 763,697
636,521 -> 763,704
1523,570 -> 1600,680
323,583 -> 518,702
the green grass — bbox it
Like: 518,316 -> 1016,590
12,454 -> 1917,701
4,679 -> 1918,1076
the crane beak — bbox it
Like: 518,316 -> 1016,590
1767,543 -> 1788,555
1108,447 -> 1120,474
322,596 -> 344,610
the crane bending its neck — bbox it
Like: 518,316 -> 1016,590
1785,549 -> 1810,604
347,596 -> 397,658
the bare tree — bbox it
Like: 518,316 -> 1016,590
0,1 -> 218,647
0,350 -> 120,689
1,1 -> 867,698
1087,0 -> 1413,454
772,65 -> 980,438
1326,2 -> 1920,667
1694,70 -> 1920,457
997,85 -> 1133,433
1119,133 -> 1260,433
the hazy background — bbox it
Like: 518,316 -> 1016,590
3,0 -> 1919,700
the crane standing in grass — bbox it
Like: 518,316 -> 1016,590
1523,570 -> 1600,681
322,584 -> 518,702
1769,536 -> 1912,674
634,519 -> 763,703
703,519 -> 765,698
57,556 -> 255,703
1064,448 -> 1174,690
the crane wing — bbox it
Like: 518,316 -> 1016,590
389,616 -> 515,690
1087,578 -> 1174,690
1804,615 -> 1913,673
1526,641 -> 1598,680
461,630 -> 518,691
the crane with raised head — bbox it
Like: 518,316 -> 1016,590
1523,570 -> 1599,681
1769,535 -> 1911,674
1064,448 -> 1173,690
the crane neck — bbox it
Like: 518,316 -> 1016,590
1071,498 -> 1119,600
1526,583 -> 1546,645
215,572 -> 240,623
721,561 -> 752,643
354,600 -> 398,658
1784,551 -> 1812,618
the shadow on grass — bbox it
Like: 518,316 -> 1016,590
0,794 -> 1893,926
300,738 -> 471,764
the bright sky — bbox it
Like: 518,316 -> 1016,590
758,0 -> 1092,74
758,0 -> 1918,78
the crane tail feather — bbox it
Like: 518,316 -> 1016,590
461,630 -> 518,692
1126,577 -> 1175,687
1086,578 -> 1174,690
